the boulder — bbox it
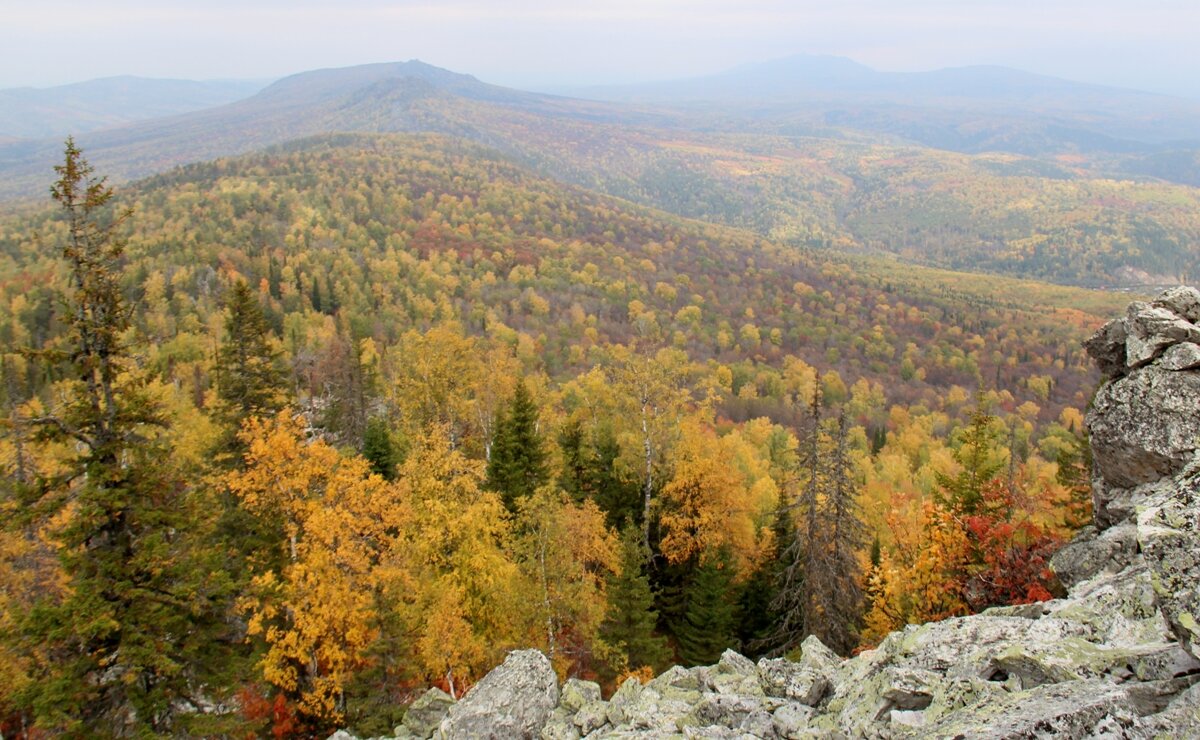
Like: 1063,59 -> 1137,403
1160,341 -> 1200,371
437,650 -> 558,739
1087,365 -> 1200,493
559,678 -> 601,714
402,687 -> 455,739
1152,285 -> 1200,323
1122,302 -> 1200,368
1049,524 -> 1138,589
1138,460 -> 1200,660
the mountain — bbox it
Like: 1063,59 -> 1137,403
0,75 -> 268,139
1,60 -> 1199,288
571,55 -> 1200,155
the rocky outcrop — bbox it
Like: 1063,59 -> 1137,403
334,288 -> 1200,738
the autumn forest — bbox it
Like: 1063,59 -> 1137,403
0,126 -> 1122,737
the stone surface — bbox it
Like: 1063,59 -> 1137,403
1160,341 -> 1200,371
402,687 -> 454,739
1087,364 -> 1200,492
1153,285 -> 1200,323
437,650 -> 559,739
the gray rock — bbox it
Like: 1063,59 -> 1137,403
1152,285 -> 1200,323
757,658 -> 830,706
438,649 -> 559,739
770,703 -> 813,739
1160,341 -> 1200,371
1049,524 -> 1138,589
1137,460 -> 1200,660
1087,365 -> 1200,492
1123,302 -> 1200,368
918,679 -> 1139,739
1084,317 -> 1129,377
605,676 -> 644,727
560,678 -> 601,714
326,732 -> 358,740
403,687 -> 455,739
572,700 -> 608,734
539,708 -> 580,740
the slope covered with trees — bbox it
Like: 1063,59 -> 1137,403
0,136 -> 1113,735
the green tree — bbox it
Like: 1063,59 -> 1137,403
214,280 -> 287,451
362,417 -> 399,481
821,410 -> 867,655
936,394 -> 1005,516
11,140 -> 232,735
487,381 -> 549,511
673,549 -> 738,666
599,525 -> 671,681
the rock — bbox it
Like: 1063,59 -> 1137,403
1153,285 -> 1200,323
1123,301 -> 1200,368
1137,460 -> 1200,660
539,708 -> 580,740
438,650 -> 558,739
559,678 -> 601,714
919,679 -> 1139,739
1160,342 -> 1200,371
716,649 -> 756,677
604,676 -> 643,727
770,703 -> 813,738
1087,364 -> 1200,492
1084,317 -> 1129,377
403,687 -> 455,739
757,658 -> 829,706
571,700 -> 608,735
326,732 -> 358,740
1049,524 -> 1138,589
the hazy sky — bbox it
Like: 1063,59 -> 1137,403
2,0 -> 1197,96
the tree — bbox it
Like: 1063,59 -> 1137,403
9,140 -> 231,734
213,280 -> 287,453
935,395 -> 1005,516
598,525 -> 671,682
820,410 -> 867,655
362,417 -> 399,481
487,381 -> 549,511
673,548 -> 738,666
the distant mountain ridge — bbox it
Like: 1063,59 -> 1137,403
0,76 -> 268,139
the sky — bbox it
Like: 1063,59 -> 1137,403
2,0 -> 1198,97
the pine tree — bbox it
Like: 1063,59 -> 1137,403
798,381 -> 827,641
11,140 -> 232,734
487,381 -> 549,511
673,549 -> 738,666
756,493 -> 806,656
599,526 -> 671,680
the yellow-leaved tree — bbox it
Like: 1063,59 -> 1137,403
228,411 -> 404,722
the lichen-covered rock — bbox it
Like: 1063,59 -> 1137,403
402,687 -> 455,739
1087,365 -> 1200,492
1122,302 -> 1200,368
559,678 -> 601,714
1152,286 -> 1200,323
1159,341 -> 1200,371
919,679 -> 1140,739
1049,524 -> 1138,588
437,650 -> 558,739
1138,460 -> 1200,660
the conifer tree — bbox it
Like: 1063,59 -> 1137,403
362,417 -> 398,481
673,549 -> 738,666
936,394 -> 1004,516
599,526 -> 671,680
487,381 -> 549,511
757,492 -> 806,656
11,140 -> 230,734
821,410 -> 867,655
214,280 -> 287,450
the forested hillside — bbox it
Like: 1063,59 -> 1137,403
0,135 -> 1119,735
2,61 -> 1199,287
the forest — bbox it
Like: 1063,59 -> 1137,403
0,136 -> 1107,736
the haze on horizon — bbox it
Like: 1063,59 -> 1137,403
1,0 -> 1197,98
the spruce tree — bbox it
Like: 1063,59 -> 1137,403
487,381 -> 549,511
214,280 -> 287,453
822,410 -> 867,655
674,549 -> 738,666
362,416 -> 398,481
935,394 -> 1004,516
11,140 -> 232,734
599,526 -> 671,680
